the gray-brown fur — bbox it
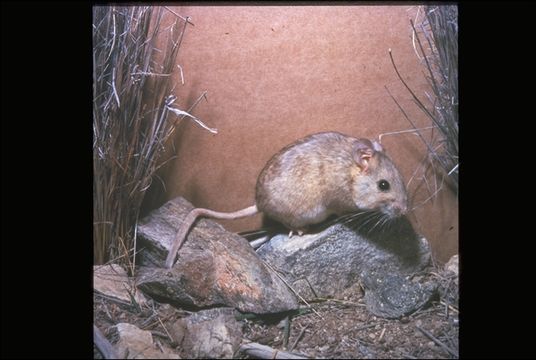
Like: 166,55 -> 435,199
255,132 -> 408,230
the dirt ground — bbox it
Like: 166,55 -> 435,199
93,258 -> 458,359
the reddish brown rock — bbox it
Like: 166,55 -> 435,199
136,197 -> 298,314
94,264 -> 147,307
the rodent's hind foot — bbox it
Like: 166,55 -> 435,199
288,229 -> 305,238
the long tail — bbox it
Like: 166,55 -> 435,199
165,204 -> 259,268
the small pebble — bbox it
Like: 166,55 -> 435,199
328,336 -> 336,343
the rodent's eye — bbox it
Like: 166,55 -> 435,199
378,179 -> 390,192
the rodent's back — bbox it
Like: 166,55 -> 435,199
255,132 -> 408,230
256,132 -> 365,229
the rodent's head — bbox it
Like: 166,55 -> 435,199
350,139 -> 408,218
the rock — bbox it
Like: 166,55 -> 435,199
135,197 -> 299,314
94,264 -> 147,307
256,216 -> 437,318
169,308 -> 243,358
445,254 -> 459,276
362,270 -> 436,319
439,254 -> 459,308
113,323 -> 180,359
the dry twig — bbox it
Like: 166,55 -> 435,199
289,324 -> 309,352
239,342 -> 310,359
415,325 -> 458,358
94,325 -> 119,359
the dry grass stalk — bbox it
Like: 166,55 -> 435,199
389,5 -> 458,200
93,6 -> 207,270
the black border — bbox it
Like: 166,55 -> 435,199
1,2 -> 93,358
2,1 -> 535,358
458,1 -> 535,359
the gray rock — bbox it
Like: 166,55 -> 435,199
113,323 -> 180,359
256,215 -> 436,318
136,197 -> 299,314
361,270 -> 436,319
445,254 -> 459,276
169,308 -> 243,359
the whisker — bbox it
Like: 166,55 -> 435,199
359,213 -> 377,229
340,211 -> 367,225
368,218 -> 382,234
359,212 -> 379,235
379,216 -> 390,234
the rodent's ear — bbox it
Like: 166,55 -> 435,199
353,139 -> 378,172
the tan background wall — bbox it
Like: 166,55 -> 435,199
144,5 -> 458,264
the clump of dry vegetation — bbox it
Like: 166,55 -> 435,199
388,5 -> 458,199
93,6 -> 210,271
